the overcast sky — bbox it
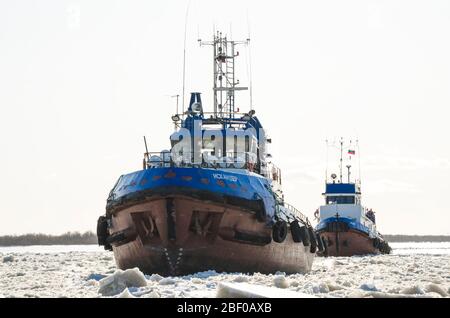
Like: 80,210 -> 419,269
1,0 -> 449,235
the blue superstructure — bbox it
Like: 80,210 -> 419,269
325,183 -> 357,194
316,179 -> 375,236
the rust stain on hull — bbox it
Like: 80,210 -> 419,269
319,230 -> 379,257
108,196 -> 315,276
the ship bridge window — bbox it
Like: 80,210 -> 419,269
326,196 -> 355,204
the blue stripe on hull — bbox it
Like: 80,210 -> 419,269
315,217 -> 371,235
107,167 -> 276,221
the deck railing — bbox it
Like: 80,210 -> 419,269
283,202 -> 310,225
143,151 -> 259,171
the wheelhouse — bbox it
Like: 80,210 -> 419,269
323,183 -> 361,206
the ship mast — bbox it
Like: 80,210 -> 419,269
199,32 -> 249,121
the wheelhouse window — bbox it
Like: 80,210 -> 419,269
326,196 -> 355,204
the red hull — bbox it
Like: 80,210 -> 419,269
318,230 -> 380,257
106,195 -> 315,275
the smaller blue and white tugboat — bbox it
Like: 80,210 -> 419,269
315,139 -> 391,256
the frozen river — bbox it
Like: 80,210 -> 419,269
1,242 -> 449,298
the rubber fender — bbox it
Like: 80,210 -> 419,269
299,225 -> 310,246
234,230 -> 272,246
106,231 -> 126,244
386,244 -> 392,254
373,238 -> 379,248
272,221 -> 288,243
289,220 -> 303,243
380,241 -> 389,254
97,216 -> 109,246
316,233 -> 325,252
308,227 -> 317,253
105,227 -> 137,247
382,242 -> 390,254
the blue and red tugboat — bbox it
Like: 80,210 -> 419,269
315,139 -> 391,256
96,32 -> 317,275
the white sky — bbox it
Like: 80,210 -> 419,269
0,0 -> 449,235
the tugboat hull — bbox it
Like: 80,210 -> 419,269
318,229 -> 379,257
106,196 -> 315,275
316,219 -> 391,256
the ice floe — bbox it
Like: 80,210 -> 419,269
98,268 -> 147,296
0,243 -> 449,298
216,282 -> 316,298
2,255 -> 14,263
117,288 -> 136,298
273,275 -> 289,288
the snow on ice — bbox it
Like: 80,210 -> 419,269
0,243 -> 449,298
98,268 -> 147,296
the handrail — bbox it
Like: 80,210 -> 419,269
268,184 -> 309,225
283,202 -> 309,225
174,111 -> 254,119
143,151 -> 259,171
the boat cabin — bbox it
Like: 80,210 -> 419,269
323,183 -> 361,205
319,181 -> 364,221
